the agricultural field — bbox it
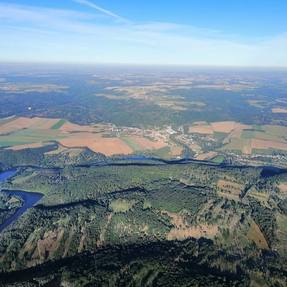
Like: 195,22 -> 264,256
1,116 -> 287,163
0,65 -> 287,166
222,124 -> 287,155
187,120 -> 287,159
0,116 -> 181,157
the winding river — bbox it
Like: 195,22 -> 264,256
0,170 -> 43,232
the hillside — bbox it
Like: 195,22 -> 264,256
0,152 -> 287,286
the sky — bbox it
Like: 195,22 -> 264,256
1,0 -> 287,66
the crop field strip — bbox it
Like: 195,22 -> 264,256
1,116 -> 287,160
0,117 -> 172,156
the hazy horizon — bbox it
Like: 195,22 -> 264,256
1,61 -> 287,70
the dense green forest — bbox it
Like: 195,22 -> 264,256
1,149 -> 287,286
0,144 -> 107,170
0,193 -> 23,225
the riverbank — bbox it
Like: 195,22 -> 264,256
0,170 -> 43,232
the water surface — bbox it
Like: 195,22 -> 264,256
0,170 -> 43,232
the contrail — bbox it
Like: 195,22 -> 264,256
73,0 -> 130,23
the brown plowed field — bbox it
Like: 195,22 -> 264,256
59,133 -> 133,156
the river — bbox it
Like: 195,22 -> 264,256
0,170 -> 43,232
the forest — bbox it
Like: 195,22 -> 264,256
0,147 -> 287,286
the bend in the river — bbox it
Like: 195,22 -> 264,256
0,170 -> 43,232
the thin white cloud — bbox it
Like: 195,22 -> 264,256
73,0 -> 130,24
0,2 -> 286,66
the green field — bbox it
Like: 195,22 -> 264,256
221,138 -> 245,153
145,146 -> 171,159
211,155 -> 225,164
241,130 -> 260,139
51,119 -> 66,130
220,124 -> 287,156
120,136 -> 141,151
0,129 -> 64,147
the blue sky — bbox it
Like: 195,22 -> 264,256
1,0 -> 287,66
